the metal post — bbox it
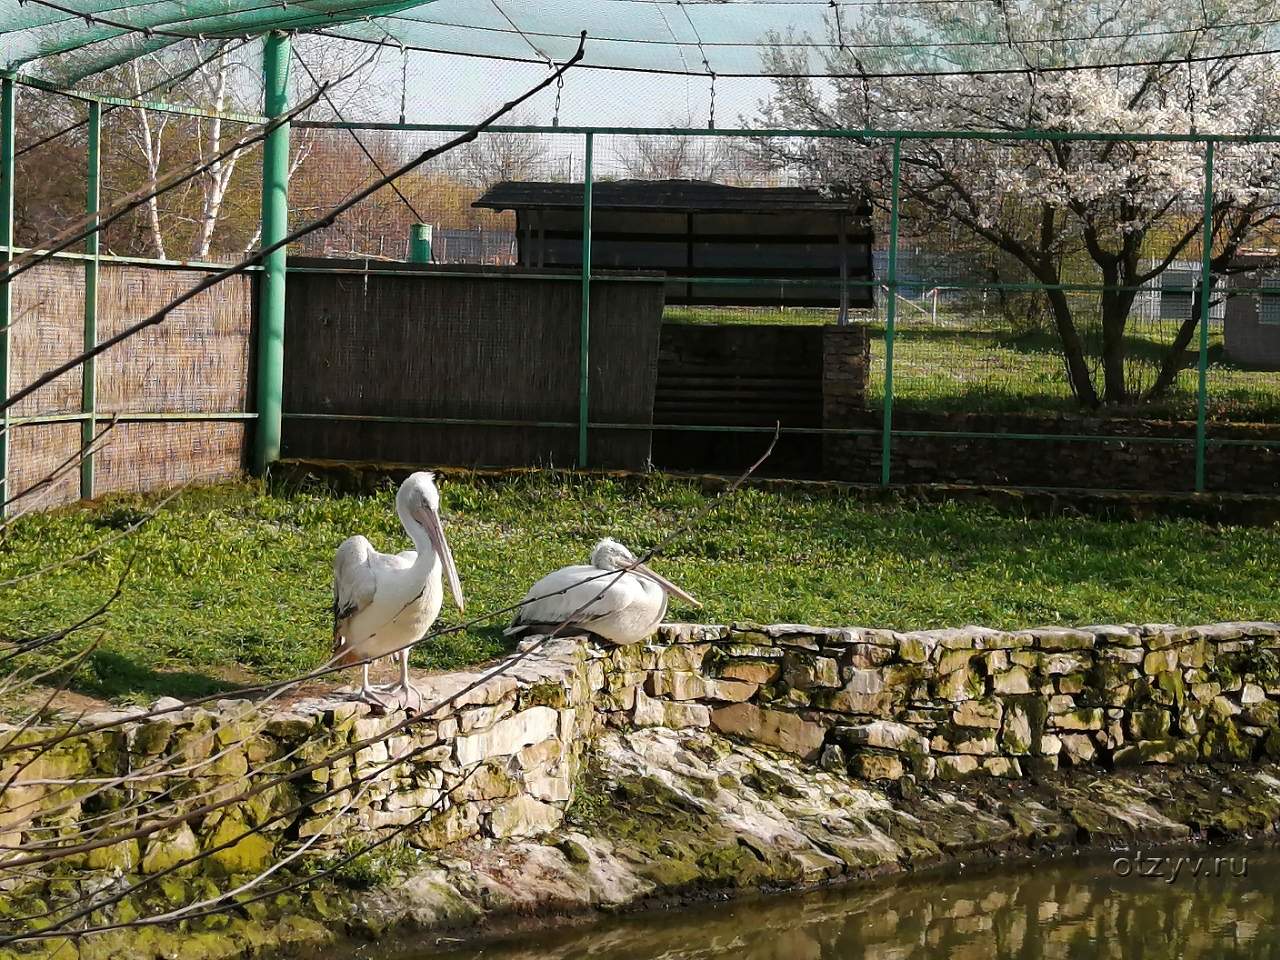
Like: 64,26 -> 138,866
578,131 -> 593,468
81,99 -> 101,500
253,30 -> 291,476
409,222 -> 432,262
1195,140 -> 1214,493
838,213 -> 849,326
0,79 -> 13,503
880,137 -> 901,486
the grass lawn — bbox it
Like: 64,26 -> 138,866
664,306 -> 1280,422
3,471 -> 1280,707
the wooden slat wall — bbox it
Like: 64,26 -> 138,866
6,260 -> 253,515
281,265 -> 664,470
652,324 -> 825,474
517,209 -> 875,308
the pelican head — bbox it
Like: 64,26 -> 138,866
589,538 -> 700,608
397,472 -> 465,612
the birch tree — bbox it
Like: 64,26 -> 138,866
758,0 -> 1280,406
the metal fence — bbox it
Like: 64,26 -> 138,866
6,66 -> 1280,505
282,122 -> 1280,491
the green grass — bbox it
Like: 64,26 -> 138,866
664,305 -> 1280,421
3,472 -> 1280,706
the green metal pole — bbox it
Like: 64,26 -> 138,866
1195,140 -> 1214,493
578,132 -> 593,468
409,222 -> 432,263
880,137 -> 901,486
0,79 -> 13,504
253,31 -> 291,476
81,99 -> 101,500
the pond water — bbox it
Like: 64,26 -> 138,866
341,847 -> 1280,960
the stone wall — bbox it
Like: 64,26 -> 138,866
592,620 -> 1280,782
6,620 -> 1280,930
0,638 -> 594,883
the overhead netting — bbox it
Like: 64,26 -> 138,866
5,0 -> 1280,89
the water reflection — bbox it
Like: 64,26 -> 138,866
359,848 -> 1280,960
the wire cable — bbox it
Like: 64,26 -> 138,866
14,36 -> 255,158
290,44 -> 428,225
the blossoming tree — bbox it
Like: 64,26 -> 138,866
759,0 -> 1280,407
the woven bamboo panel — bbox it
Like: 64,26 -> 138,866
9,260 -> 84,417
281,265 -> 663,470
6,260 -> 254,516
93,421 -> 247,497
97,265 -> 252,413
6,421 -> 80,513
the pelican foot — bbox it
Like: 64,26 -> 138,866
353,685 -> 393,713
386,682 -> 424,716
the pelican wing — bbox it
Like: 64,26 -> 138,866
506,564 -> 643,634
333,535 -> 378,643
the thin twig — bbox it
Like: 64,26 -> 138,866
0,415 -> 120,526
2,45 -> 382,287
2,431 -> 778,939
0,556 -> 132,670
0,33 -> 589,416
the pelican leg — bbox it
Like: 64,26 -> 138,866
387,648 -> 423,714
354,661 -> 392,710
358,657 -> 402,695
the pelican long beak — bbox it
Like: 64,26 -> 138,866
634,562 -> 701,608
416,505 -> 465,612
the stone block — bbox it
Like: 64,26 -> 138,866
720,659 -> 781,685
1144,648 -> 1180,676
1050,707 -> 1104,731
632,689 -> 711,729
983,757 -> 1022,778
835,721 -> 928,755
851,752 -> 905,781
936,755 -> 980,779
953,699 -> 1003,729
710,702 -> 826,759
454,706 -> 560,766
1059,734 -> 1097,765
1033,628 -> 1095,651
992,667 -> 1032,695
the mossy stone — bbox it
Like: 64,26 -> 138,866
205,811 -> 275,875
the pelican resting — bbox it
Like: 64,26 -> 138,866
505,538 -> 699,645
332,472 -> 464,710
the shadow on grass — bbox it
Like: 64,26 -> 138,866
74,650 -> 246,703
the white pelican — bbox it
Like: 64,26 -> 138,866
505,538 -> 699,645
331,472 -> 464,709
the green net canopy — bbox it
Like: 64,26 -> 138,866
4,0 -> 1280,87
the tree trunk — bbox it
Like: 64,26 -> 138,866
1145,276 -> 1218,400
1043,283 -> 1099,407
130,64 -> 167,260
1099,295 -> 1131,404
1098,263 -> 1141,405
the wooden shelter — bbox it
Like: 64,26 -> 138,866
473,179 -> 874,309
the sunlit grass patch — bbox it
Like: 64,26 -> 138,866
2,472 -> 1279,705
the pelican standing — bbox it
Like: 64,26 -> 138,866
332,472 -> 464,709
505,538 -> 699,645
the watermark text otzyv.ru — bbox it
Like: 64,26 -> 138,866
1112,850 -> 1248,883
